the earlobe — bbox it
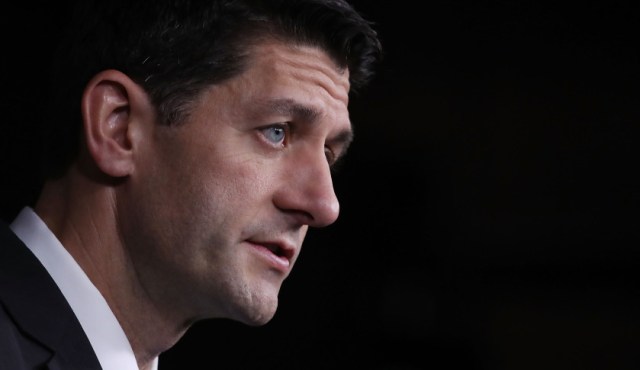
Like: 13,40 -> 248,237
81,70 -> 151,178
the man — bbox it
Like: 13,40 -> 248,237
0,0 -> 381,369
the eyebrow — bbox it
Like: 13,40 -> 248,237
329,128 -> 354,155
268,98 -> 321,123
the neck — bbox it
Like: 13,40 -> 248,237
35,163 -> 190,368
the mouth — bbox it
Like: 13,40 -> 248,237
262,242 -> 294,261
247,239 -> 295,272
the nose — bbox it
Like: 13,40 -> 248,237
273,150 -> 340,228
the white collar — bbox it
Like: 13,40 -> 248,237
10,207 -> 158,370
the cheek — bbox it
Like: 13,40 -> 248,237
223,157 -> 276,200
139,134 -> 282,242
181,157 -> 276,233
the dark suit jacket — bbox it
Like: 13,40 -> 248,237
0,221 -> 102,370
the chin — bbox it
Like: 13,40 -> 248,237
241,305 -> 278,327
235,295 -> 279,327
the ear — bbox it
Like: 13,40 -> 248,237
81,69 -> 154,177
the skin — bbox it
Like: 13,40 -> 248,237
35,38 -> 352,369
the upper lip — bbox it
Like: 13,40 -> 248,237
249,239 -> 296,261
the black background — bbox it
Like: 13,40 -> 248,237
2,1 -> 639,369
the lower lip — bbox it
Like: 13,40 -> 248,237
248,243 -> 291,272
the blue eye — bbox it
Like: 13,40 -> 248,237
262,125 -> 287,144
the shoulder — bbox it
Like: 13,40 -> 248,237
0,222 -> 53,368
0,221 -> 102,370
0,300 -> 52,369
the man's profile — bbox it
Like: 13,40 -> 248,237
0,1 -> 381,369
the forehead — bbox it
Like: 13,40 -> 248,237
190,38 -> 353,137
240,38 -> 351,106
248,39 -> 350,98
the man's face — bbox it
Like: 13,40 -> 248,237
119,39 -> 352,325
